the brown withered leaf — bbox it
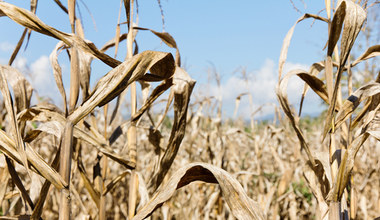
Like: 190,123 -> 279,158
299,62 -> 326,115
8,28 -> 27,66
103,170 -> 130,196
0,129 -> 67,190
334,82 -> 380,131
77,155 -> 100,208
131,78 -> 173,123
337,1 -> 366,68
278,13 -> 329,80
134,27 -> 181,66
323,0 -> 366,138
276,69 -> 316,166
50,42 -> 68,114
351,45 -> 380,67
0,2 -> 121,68
5,156 -> 35,210
303,152 -> 331,219
69,46 -> 80,114
328,95 -> 379,202
149,67 -> 196,190
133,163 -> 264,220
52,0 -> 68,14
328,133 -> 369,202
297,72 -> 330,105
0,65 -> 33,114
0,66 -> 30,176
18,106 -> 135,169
100,33 -> 128,53
68,50 -> 175,125
31,145 -> 60,220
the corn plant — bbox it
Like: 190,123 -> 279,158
0,1 -> 265,219
277,0 -> 379,219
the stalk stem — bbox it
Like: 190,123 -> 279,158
59,122 -> 74,220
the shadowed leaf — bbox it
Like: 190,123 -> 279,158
133,163 -> 264,220
149,67 -> 195,190
323,0 -> 366,138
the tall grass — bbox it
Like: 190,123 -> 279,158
0,0 -> 379,219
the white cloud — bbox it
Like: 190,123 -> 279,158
12,56 -> 61,103
13,57 -> 28,72
194,59 -> 324,119
0,42 -> 14,52
29,56 -> 60,100
30,56 -> 51,87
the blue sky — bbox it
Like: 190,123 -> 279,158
0,1 -> 343,118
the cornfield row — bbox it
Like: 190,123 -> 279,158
0,0 -> 379,219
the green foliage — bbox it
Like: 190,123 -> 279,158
292,180 -> 313,204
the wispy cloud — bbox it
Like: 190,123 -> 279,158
0,42 -> 14,52
195,59 -> 324,118
13,56 -> 60,103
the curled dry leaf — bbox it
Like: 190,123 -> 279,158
336,1 -> 366,68
303,152 -> 332,219
299,62 -> 326,115
351,45 -> 380,67
278,13 -> 329,80
149,67 -> 196,190
78,47 -> 93,101
276,69 -> 316,166
134,27 -> 181,66
133,163 -> 264,220
18,106 -> 135,169
0,65 -> 33,114
50,42 -> 68,114
68,50 -> 175,125
334,82 -> 380,131
297,72 -> 330,105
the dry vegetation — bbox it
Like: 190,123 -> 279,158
0,0 -> 379,219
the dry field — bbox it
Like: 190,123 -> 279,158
0,0 -> 379,219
